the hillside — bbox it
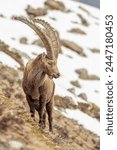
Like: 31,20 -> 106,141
0,63 -> 99,150
0,0 -> 100,149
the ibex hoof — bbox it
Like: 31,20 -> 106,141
31,114 -> 35,121
49,128 -> 53,132
39,121 -> 45,129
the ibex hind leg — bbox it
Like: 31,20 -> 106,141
43,110 -> 46,128
26,94 -> 35,119
46,100 -> 53,132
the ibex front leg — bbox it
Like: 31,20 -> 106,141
46,98 -> 54,132
38,96 -> 46,129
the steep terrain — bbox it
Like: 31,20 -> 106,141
0,63 -> 99,150
0,0 -> 100,149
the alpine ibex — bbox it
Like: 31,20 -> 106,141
14,16 -> 60,131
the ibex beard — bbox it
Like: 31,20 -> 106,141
14,16 -> 60,132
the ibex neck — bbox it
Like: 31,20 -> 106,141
30,54 -> 47,87
32,67 -> 45,85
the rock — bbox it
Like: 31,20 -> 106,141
79,6 -> 90,16
54,95 -> 77,110
25,5 -> 47,17
61,39 -> 86,56
94,90 -> 99,93
78,93 -> 88,101
68,28 -> 86,35
0,40 -> 24,70
77,14 -> 89,27
71,21 -> 79,24
75,68 -> 100,80
88,75 -> 100,80
19,37 -> 28,44
32,39 -> 44,47
67,88 -> 76,95
77,102 -> 100,121
70,80 -> 81,88
44,0 -> 66,11
89,48 -> 100,53
11,37 -> 16,40
0,14 -> 5,18
95,22 -> 99,26
49,17 -> 57,21
75,68 -> 88,80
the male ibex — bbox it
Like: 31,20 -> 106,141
14,16 -> 60,131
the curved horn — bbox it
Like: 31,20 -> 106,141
33,18 -> 60,59
13,16 -> 54,59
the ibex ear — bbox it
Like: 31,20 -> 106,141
41,52 -> 46,62
42,52 -> 46,59
42,52 -> 46,57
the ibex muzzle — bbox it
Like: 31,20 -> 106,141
41,53 -> 60,79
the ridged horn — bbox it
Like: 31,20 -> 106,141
33,18 -> 60,59
13,16 -> 54,59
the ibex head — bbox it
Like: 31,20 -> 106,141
13,16 -> 60,78
41,53 -> 60,79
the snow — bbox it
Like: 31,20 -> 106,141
0,0 -> 100,135
61,109 -> 99,135
9,140 -> 23,149
0,0 -> 45,18
0,52 -> 20,68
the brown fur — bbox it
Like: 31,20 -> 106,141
22,53 -> 60,131
14,16 -> 60,131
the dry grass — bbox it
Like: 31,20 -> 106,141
0,63 -> 100,150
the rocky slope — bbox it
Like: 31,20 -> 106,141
0,0 -> 100,149
0,63 -> 99,150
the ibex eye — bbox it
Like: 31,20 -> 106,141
48,62 -> 52,65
